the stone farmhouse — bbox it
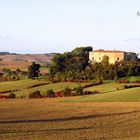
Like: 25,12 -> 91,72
89,49 -> 137,64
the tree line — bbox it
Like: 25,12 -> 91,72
0,47 -> 139,81
49,47 -> 140,81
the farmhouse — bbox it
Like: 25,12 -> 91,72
89,49 -> 137,64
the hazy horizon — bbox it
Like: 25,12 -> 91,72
0,0 -> 140,54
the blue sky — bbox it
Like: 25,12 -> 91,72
0,0 -> 140,54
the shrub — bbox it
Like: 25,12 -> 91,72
9,93 -> 16,99
117,80 -> 130,83
83,91 -> 100,95
0,95 -> 8,99
55,91 -> 63,97
132,80 -> 140,83
46,89 -> 55,97
27,82 -> 48,89
63,87 -> 71,96
29,90 -> 42,98
76,85 -> 83,96
122,84 -> 140,89
122,85 -> 128,89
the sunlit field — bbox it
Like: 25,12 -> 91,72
0,99 -> 140,140
0,79 -> 89,97
0,78 -> 140,139
0,61 -> 49,74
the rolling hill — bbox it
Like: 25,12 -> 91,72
0,53 -> 54,62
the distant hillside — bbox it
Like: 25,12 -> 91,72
0,53 -> 53,62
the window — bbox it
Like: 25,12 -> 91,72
92,57 -> 94,60
117,57 -> 119,60
99,57 -> 101,60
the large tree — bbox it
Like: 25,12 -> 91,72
28,62 -> 40,79
50,47 -> 93,80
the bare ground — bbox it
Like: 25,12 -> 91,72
0,99 -> 140,140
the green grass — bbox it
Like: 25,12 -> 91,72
0,79 -> 48,93
14,82 -> 87,97
120,76 -> 140,82
0,76 -> 140,101
64,87 -> 140,102
0,79 -> 88,97
84,82 -> 123,93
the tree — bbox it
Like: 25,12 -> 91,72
76,85 -> 83,96
45,89 -> 55,97
50,47 -> 93,80
85,66 -> 92,79
63,87 -> 71,96
28,62 -> 40,79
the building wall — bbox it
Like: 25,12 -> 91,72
89,51 -> 125,64
89,50 -> 137,64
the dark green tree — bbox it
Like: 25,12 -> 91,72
28,62 -> 40,79
50,47 -> 93,80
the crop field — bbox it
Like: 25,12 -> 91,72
0,61 -> 49,74
0,78 -> 140,139
0,61 -> 32,71
0,99 -> 140,140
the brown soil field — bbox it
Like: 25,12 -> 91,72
0,99 -> 140,140
0,61 -> 32,71
0,61 -> 49,74
0,54 -> 52,62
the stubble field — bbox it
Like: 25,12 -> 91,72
0,99 -> 140,140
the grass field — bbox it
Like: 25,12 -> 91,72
0,79 -> 88,97
0,79 -> 140,100
65,87 -> 140,102
0,99 -> 140,140
0,79 -> 48,93
63,81 -> 140,102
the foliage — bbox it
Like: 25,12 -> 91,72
29,90 -> 42,98
8,93 -> 16,98
50,46 -> 140,81
50,47 -> 93,80
28,62 -> 40,79
76,85 -> 83,96
45,89 -> 55,97
63,87 -> 71,96
0,68 -> 26,82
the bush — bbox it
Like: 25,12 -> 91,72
63,87 -> 71,96
117,80 -> 130,83
9,93 -> 16,99
122,84 -> 140,89
83,91 -> 100,95
122,85 -> 128,89
27,82 -> 48,89
0,95 -> 8,99
55,91 -> 63,97
76,85 -> 83,96
46,89 -> 55,97
132,80 -> 140,83
29,90 -> 42,98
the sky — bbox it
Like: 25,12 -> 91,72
0,0 -> 140,54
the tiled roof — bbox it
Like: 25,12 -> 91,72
94,49 -> 124,53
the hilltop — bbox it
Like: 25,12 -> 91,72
0,53 -> 54,63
